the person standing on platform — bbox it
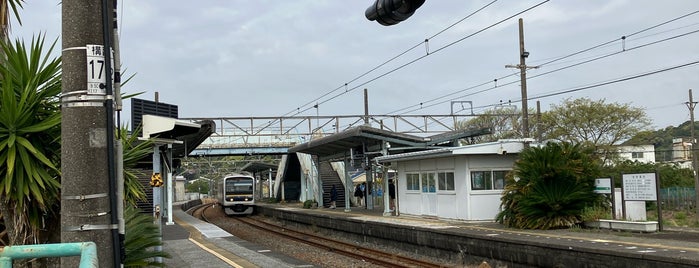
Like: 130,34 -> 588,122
330,185 -> 338,209
388,179 -> 396,211
360,182 -> 366,208
354,184 -> 364,207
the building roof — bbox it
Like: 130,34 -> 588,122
288,125 -> 491,162
375,139 -> 533,163
241,161 -> 278,173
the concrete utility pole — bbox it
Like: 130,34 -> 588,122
61,1 -> 118,267
686,89 -> 699,217
364,88 -> 370,126
506,18 -> 538,138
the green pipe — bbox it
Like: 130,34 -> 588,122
0,242 -> 97,268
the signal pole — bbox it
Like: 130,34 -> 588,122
686,89 -> 699,217
506,18 -> 538,138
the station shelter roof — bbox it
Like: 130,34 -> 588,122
288,125 -> 491,162
241,162 -> 278,173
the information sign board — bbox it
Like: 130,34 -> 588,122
593,178 -> 612,194
622,173 -> 657,201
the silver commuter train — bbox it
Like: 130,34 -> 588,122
219,173 -> 255,215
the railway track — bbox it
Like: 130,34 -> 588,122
231,216 -> 447,268
191,203 -> 213,222
190,203 -> 447,267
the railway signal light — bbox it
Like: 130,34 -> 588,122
365,0 -> 426,26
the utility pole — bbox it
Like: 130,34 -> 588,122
686,89 -> 699,217
61,1 -> 118,267
506,18 -> 538,138
364,88 -> 370,126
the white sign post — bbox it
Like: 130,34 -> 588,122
621,173 -> 662,231
594,178 -> 614,219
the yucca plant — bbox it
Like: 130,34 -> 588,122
0,34 -> 61,246
120,125 -> 152,205
496,142 -> 603,229
123,205 -> 170,267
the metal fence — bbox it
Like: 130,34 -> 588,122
659,187 -> 696,210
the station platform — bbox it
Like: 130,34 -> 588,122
255,202 -> 699,268
161,200 -> 699,267
161,206 -> 313,268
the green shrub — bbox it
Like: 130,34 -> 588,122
581,205 -> 611,222
674,211 -> 687,220
303,199 -> 317,209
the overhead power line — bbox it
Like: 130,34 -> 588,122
290,0 -> 550,117
386,15 -> 699,117
396,59 -> 699,134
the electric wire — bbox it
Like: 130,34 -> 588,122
233,5 -> 699,140
440,13 -> 699,117
375,55 -> 699,133
332,7 -> 698,132
289,0 -> 550,117
383,16 -> 699,119
534,10 -> 699,68
425,13 -> 699,116
283,0 -> 500,118
410,59 -> 699,133
252,0 -> 507,133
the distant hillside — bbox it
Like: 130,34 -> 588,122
623,121 -> 699,162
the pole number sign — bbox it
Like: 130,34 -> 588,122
86,44 -> 113,95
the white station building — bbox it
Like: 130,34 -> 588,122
376,139 -> 531,221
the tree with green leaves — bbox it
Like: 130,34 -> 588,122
0,0 -> 23,41
0,35 -> 61,246
496,142 -> 603,229
187,179 -> 210,195
455,106 -> 529,143
600,160 -> 694,188
540,98 -> 651,157
0,35 -> 168,267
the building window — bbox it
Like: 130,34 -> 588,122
493,170 -> 507,190
631,152 -> 644,159
471,170 -> 509,190
471,171 -> 491,190
406,173 -> 420,191
437,172 -> 455,191
421,172 -> 436,193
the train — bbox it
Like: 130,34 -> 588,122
219,173 -> 255,215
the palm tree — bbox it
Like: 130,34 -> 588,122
0,34 -> 61,246
496,142 -> 603,229
123,205 -> 170,267
120,125 -> 152,205
0,0 -> 23,41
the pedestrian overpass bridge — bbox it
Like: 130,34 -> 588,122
180,114 -> 476,156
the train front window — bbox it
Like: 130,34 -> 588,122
225,180 -> 253,195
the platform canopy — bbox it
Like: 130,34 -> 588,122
288,125 -> 491,162
241,161 -> 278,174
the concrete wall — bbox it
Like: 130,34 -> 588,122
256,206 -> 699,268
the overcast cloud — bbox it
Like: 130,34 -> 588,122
13,0 -> 699,131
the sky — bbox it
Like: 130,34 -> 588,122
12,0 -> 699,132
